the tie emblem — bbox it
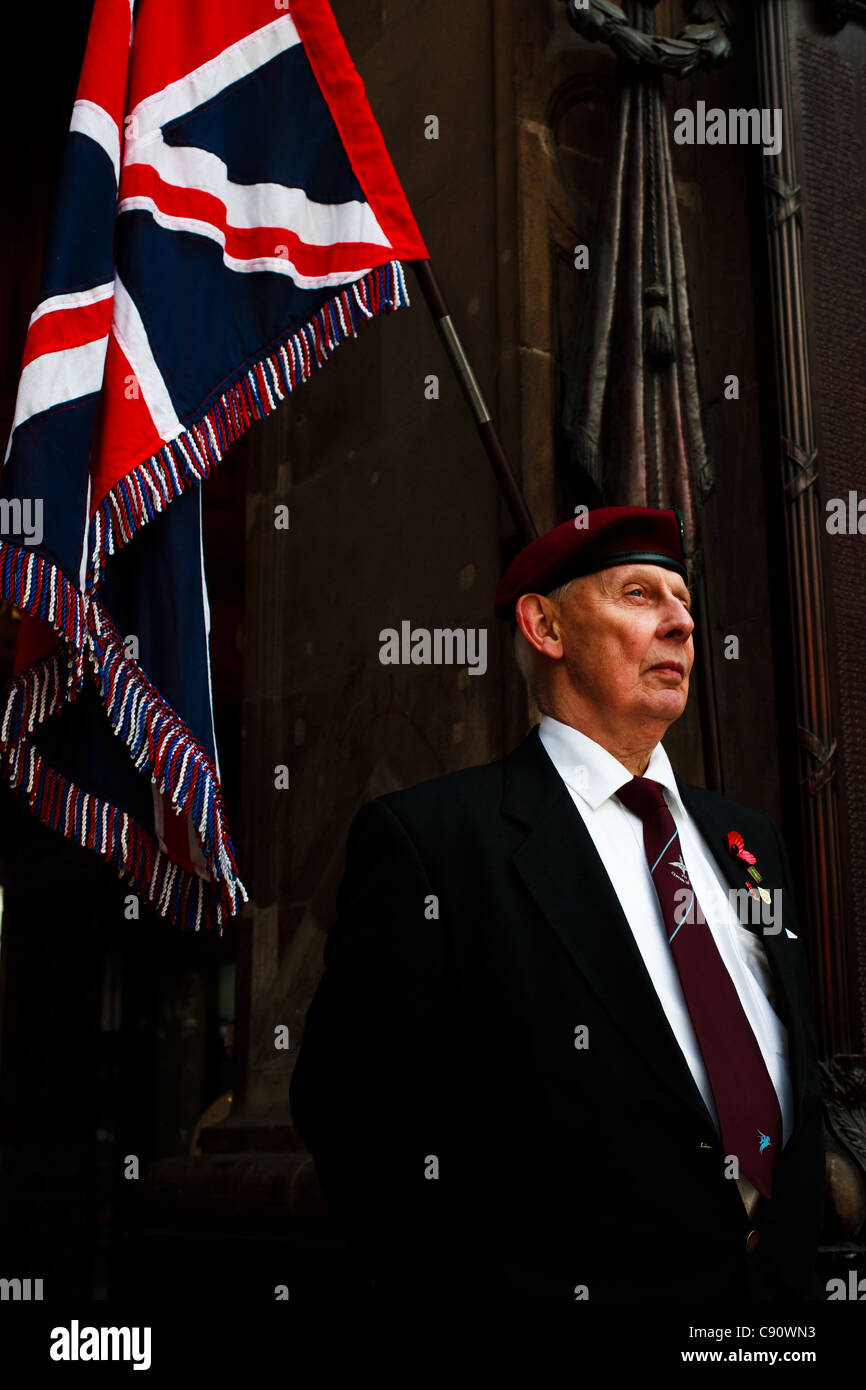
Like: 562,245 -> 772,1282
668,854 -> 690,885
758,1129 -> 772,1154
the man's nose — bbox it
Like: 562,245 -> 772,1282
661,598 -> 694,637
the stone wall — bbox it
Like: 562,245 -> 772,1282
229,0 -> 821,1151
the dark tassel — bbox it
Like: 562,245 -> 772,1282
572,425 -> 602,485
644,283 -> 675,365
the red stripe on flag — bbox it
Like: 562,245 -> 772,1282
90,331 -> 165,512
160,794 -> 205,879
121,164 -> 395,277
22,298 -> 114,370
13,615 -> 60,677
76,0 -> 134,126
291,0 -> 428,263
127,0 -> 289,112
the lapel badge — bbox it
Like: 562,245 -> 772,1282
725,830 -> 756,865
726,830 -> 771,906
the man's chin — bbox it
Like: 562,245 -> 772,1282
642,688 -> 688,723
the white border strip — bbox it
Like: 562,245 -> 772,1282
112,275 -> 181,441
127,15 -> 302,140
71,99 -> 122,185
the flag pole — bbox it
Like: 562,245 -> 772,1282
410,260 -> 537,545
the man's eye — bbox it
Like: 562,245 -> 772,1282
625,588 -> 644,598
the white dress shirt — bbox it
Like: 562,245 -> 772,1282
537,715 -> 794,1164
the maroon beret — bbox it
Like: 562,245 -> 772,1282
494,505 -> 687,619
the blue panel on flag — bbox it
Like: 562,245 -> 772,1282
116,211 -> 347,421
34,679 -> 156,830
161,44 -> 366,206
37,133 -> 119,302
2,396 -> 97,582
99,487 -> 217,764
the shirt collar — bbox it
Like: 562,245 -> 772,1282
537,714 -> 684,814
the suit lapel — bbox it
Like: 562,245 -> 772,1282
503,726 -> 716,1133
674,775 -> 808,1140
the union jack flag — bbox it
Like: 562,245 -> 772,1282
0,0 -> 428,930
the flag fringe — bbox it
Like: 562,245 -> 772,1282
0,641 -> 76,744
88,260 -> 410,587
4,736 -> 238,932
0,542 -> 86,686
86,596 -> 247,912
0,258 -> 410,933
0,595 -> 249,932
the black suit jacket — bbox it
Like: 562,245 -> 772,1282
290,725 -> 826,1302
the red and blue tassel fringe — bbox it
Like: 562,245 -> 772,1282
0,260 -> 410,931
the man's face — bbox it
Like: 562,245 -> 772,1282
551,563 -> 695,729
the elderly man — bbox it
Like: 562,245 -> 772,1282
290,505 -> 825,1302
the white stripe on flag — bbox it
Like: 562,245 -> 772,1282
196,486 -> 220,784
127,16 -> 302,137
127,133 -> 390,250
118,194 -> 377,290
70,99 -> 122,185
29,282 -> 114,329
112,276 -> 181,442
221,251 -> 373,286
80,472 -> 92,592
4,336 -> 109,464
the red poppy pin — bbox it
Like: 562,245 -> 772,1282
725,830 -> 771,903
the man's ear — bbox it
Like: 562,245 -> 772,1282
514,593 -> 538,649
516,593 -> 562,657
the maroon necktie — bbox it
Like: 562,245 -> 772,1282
616,774 -> 781,1199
